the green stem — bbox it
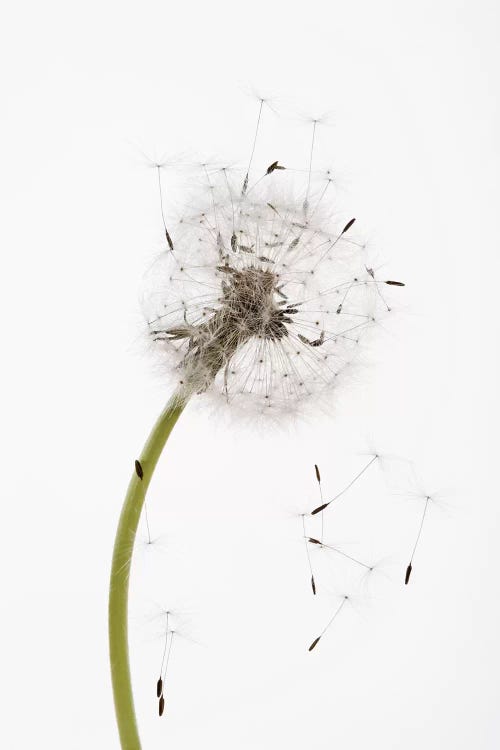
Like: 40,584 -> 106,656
108,390 -> 187,750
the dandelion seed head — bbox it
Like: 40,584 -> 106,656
142,111 -> 402,418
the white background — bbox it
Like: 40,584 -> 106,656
1,1 -> 499,748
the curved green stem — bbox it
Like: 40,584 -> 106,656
108,390 -> 188,749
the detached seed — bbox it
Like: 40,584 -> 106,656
135,460 -> 144,480
308,636 -> 321,652
405,563 -> 412,585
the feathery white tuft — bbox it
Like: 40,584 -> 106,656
142,122 -> 402,416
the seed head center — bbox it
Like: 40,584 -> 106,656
221,266 -> 289,340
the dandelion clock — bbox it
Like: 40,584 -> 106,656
108,99 -> 405,748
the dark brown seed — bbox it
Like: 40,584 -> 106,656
308,537 -> 322,545
308,636 -> 321,652
135,460 -> 144,480
311,502 -> 329,515
315,464 -> 321,483
309,332 -> 325,347
405,563 -> 412,585
165,228 -> 174,252
156,677 -> 163,698
342,218 -> 356,234
311,575 -> 316,595
159,695 -> 165,716
231,233 -> 237,252
266,161 -> 285,175
385,280 -> 405,286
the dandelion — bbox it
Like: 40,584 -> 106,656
308,595 -> 349,651
311,454 -> 379,515
108,99 -> 405,749
405,495 -> 431,585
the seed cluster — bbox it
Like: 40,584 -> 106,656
143,108 -> 403,415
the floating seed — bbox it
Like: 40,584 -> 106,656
266,160 -> 285,175
385,280 -> 405,286
315,464 -> 321,483
159,695 -> 165,716
156,677 -> 163,698
405,563 -> 412,585
311,575 -> 316,595
405,496 -> 430,586
135,460 -> 144,480
308,636 -> 321,652
311,502 -> 329,515
308,537 -> 322,545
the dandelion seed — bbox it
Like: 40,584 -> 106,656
266,160 -> 285,175
311,456 -> 378,515
342,218 -> 356,234
165,228 -> 174,253
308,596 -> 348,652
242,97 -> 265,195
313,463 -> 325,541
307,537 -> 372,571
135,460 -> 144,480
385,280 -> 405,286
405,496 -> 430,585
156,613 -> 170,697
405,563 -> 412,585
155,165 -> 176,256
159,695 -> 165,716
